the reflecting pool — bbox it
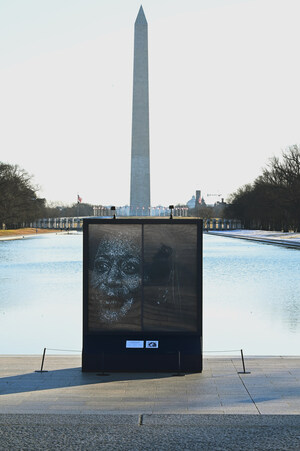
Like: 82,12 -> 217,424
0,233 -> 82,354
0,232 -> 299,355
204,234 -> 300,355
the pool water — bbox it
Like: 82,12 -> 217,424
0,232 -> 299,355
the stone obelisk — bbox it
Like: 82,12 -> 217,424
130,6 -> 150,215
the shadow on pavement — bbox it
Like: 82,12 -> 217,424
0,367 -> 173,396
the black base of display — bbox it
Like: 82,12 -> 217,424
82,334 -> 202,373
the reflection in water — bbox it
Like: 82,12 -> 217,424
204,234 -> 300,354
0,232 -> 299,354
0,233 -> 82,354
286,297 -> 300,333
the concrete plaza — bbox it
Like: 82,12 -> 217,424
1,355 -> 299,449
1,355 -> 299,414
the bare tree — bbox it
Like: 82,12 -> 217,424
227,145 -> 300,231
0,163 -> 45,228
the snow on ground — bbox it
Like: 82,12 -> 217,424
209,229 -> 300,245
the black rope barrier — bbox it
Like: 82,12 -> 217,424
35,347 -> 81,372
46,348 -> 81,352
35,347 -> 250,374
204,349 -> 241,353
204,348 -> 251,374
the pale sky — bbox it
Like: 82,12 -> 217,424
1,0 -> 300,207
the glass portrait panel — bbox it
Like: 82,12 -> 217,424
87,222 -> 199,332
143,224 -> 198,331
88,224 -> 142,331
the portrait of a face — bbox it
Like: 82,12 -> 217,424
88,225 -> 142,330
87,223 -> 198,333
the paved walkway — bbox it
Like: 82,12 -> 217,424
1,355 -> 299,415
207,230 -> 300,249
0,230 -> 72,241
1,413 -> 300,450
1,356 -> 299,450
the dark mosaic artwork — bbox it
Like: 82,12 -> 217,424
87,223 -> 199,332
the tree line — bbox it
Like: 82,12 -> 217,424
0,162 -> 94,229
187,201 -> 226,219
0,163 -> 45,229
1,144 -> 300,231
226,145 -> 300,231
44,202 -> 94,218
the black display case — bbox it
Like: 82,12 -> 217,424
82,218 -> 203,372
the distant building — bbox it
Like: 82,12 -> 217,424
187,195 -> 196,209
195,190 -> 201,206
187,190 -> 205,210
214,198 -> 227,216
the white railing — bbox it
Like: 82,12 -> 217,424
31,216 -> 242,231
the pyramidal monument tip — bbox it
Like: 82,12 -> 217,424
135,5 -> 147,24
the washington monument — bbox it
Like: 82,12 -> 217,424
130,6 -> 151,215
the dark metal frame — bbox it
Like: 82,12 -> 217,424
82,218 -> 203,372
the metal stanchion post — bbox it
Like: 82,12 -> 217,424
238,349 -> 251,374
173,350 -> 185,376
35,348 -> 48,373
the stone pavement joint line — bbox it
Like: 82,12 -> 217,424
237,372 -> 261,415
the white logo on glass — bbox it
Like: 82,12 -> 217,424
146,341 -> 159,348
